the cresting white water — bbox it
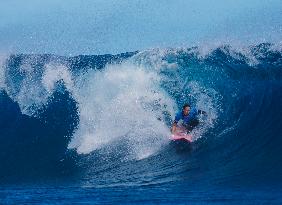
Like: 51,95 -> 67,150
69,62 -> 176,159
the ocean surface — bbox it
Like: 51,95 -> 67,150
0,43 -> 282,204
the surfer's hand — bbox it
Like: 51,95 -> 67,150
171,124 -> 177,134
198,110 -> 207,115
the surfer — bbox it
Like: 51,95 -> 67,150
171,104 -> 206,134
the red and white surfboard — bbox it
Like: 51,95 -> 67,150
170,126 -> 192,142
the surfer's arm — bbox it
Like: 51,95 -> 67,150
171,113 -> 181,133
171,122 -> 178,133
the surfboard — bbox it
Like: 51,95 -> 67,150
170,126 -> 192,143
170,133 -> 192,143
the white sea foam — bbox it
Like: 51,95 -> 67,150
42,63 -> 73,93
13,62 -> 73,115
69,62 -> 176,159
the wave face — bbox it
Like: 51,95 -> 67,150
0,43 -> 282,188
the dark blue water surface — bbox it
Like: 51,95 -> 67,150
0,43 -> 282,204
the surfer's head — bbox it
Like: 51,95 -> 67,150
182,104 -> 191,116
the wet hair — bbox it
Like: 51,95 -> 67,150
182,104 -> 191,110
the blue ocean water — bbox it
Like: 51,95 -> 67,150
0,43 -> 282,204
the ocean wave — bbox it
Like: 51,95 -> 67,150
0,43 -> 281,186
